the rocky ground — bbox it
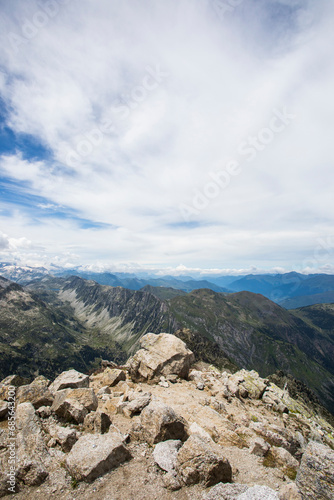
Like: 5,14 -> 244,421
0,333 -> 333,499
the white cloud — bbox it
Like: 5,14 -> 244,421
0,0 -> 333,271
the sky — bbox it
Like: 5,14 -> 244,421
0,0 -> 334,275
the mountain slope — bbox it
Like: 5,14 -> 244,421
167,289 -> 334,413
4,276 -> 334,414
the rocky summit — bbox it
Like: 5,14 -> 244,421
0,333 -> 333,500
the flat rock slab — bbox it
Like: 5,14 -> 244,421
49,369 -> 89,393
66,433 -> 132,482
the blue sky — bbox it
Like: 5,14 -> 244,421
0,0 -> 333,275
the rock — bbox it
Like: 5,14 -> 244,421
101,359 -> 118,369
127,333 -> 195,382
234,370 -> 269,399
197,382 -> 205,390
83,411 -> 111,434
237,485 -> 280,499
65,433 -> 131,482
49,369 -> 89,393
176,434 -> 232,486
51,388 -> 98,423
48,424 -> 78,452
153,440 -> 182,472
91,368 -> 126,388
36,406 -> 52,418
249,437 -> 270,457
296,441 -> 334,499
16,376 -> 53,408
189,422 -> 213,442
0,374 -> 28,400
0,401 -> 8,419
279,483 -> 303,500
118,392 -> 152,418
15,402 -> 49,486
138,400 -> 189,445
97,386 -> 111,396
203,482 -> 249,499
250,422 -> 299,457
271,446 -> 299,470
189,370 -> 205,384
162,471 -> 183,491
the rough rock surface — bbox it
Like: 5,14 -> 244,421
296,441 -> 334,499
47,424 -> 78,452
153,439 -> 182,472
65,433 -> 132,482
48,369 -> 89,393
138,400 -> 189,445
51,388 -> 98,423
249,437 -> 270,457
127,332 -> 195,382
83,410 -> 111,434
202,482 -> 249,499
0,400 -> 8,419
237,485 -> 280,499
176,434 -> 232,486
16,376 -> 53,408
15,402 -> 49,486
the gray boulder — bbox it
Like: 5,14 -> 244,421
138,400 -> 189,445
127,333 -> 195,382
51,388 -> 98,423
296,441 -> 334,499
153,439 -> 182,472
15,402 -> 49,486
65,433 -> 131,482
176,434 -> 232,486
16,376 -> 53,408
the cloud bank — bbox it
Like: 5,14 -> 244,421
0,0 -> 333,273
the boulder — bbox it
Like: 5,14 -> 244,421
91,368 -> 126,388
296,441 -> 334,499
16,376 -> 53,408
36,406 -> 51,418
237,485 -> 280,499
52,388 -> 98,423
176,434 -> 232,486
249,437 -> 270,457
153,440 -> 182,472
203,483 -> 249,499
0,401 -> 8,419
48,369 -> 89,393
65,433 -> 131,482
48,424 -> 78,452
271,446 -> 299,470
231,370 -> 269,399
117,392 -> 151,418
15,402 -> 49,486
127,333 -> 195,382
279,483 -> 303,500
83,411 -> 111,434
138,400 -> 189,445
0,375 -> 28,400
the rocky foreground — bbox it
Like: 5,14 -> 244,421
0,333 -> 333,499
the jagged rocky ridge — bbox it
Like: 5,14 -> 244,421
0,333 -> 333,499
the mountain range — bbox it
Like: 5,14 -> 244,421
0,272 -> 333,417
1,263 -> 334,308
